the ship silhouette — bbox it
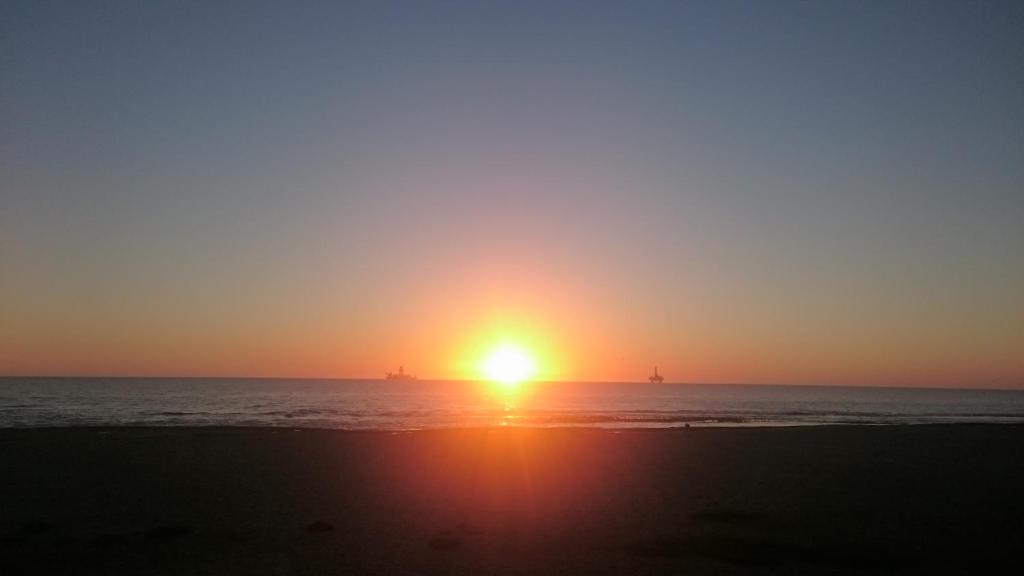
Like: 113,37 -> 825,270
648,366 -> 664,384
385,365 -> 417,380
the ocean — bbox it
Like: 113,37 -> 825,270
2,377 -> 1023,429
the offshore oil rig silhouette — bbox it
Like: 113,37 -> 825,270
648,366 -> 664,384
385,365 -> 417,380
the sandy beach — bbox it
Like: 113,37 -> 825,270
2,425 -> 1023,575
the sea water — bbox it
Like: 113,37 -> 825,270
1,377 -> 1023,429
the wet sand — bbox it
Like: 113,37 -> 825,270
2,425 -> 1023,574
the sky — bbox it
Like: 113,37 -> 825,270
2,0 -> 1022,387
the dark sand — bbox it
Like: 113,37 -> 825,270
2,425 -> 1023,575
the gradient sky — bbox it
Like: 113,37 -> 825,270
2,1 -> 1022,387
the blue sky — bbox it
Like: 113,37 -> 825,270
2,1 -> 1022,385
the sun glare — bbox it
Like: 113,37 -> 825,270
482,344 -> 537,387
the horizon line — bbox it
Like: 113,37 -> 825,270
1,374 -> 1021,392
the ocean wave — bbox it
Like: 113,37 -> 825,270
3,378 -> 1024,429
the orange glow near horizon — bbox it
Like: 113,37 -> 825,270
4,277 -> 1023,388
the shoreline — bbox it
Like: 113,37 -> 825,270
3,420 -> 1024,432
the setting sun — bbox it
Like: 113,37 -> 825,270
481,344 -> 537,386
